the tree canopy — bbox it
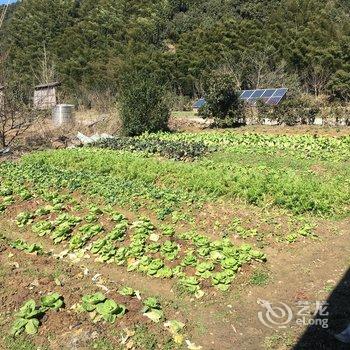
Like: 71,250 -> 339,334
1,0 -> 349,102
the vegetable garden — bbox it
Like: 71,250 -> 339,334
0,130 -> 349,350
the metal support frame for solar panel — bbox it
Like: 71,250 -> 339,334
239,88 -> 288,106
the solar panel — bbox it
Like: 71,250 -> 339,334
261,89 -> 275,98
272,88 -> 288,97
249,90 -> 265,99
239,88 -> 287,106
266,96 -> 283,105
240,90 -> 254,99
193,88 -> 287,109
193,98 -> 206,109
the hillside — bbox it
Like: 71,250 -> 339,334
1,2 -> 350,349
1,0 -> 350,103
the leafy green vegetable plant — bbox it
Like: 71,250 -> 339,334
118,286 -> 136,297
11,300 -> 43,336
142,297 -> 164,323
160,241 -> 179,261
195,261 -> 215,278
40,293 -> 64,311
32,221 -> 53,236
16,212 -> 33,227
81,293 -> 126,323
10,240 -> 43,254
179,276 -> 200,294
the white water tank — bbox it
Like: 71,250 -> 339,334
52,104 -> 75,127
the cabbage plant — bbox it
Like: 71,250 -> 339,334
11,300 -> 43,336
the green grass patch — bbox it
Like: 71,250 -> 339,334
250,270 -> 270,286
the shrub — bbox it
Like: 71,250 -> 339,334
327,70 -> 350,102
200,70 -> 244,127
258,94 -> 321,126
118,69 -> 170,136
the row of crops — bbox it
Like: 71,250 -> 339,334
134,132 -> 350,161
3,136 -> 348,216
11,290 -> 175,337
1,185 -> 266,295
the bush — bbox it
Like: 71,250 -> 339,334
257,94 -> 321,126
118,70 -> 170,136
327,70 -> 350,102
199,70 -> 245,127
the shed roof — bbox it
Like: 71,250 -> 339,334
34,81 -> 60,90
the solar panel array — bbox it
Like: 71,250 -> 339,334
239,88 -> 288,106
193,88 -> 287,109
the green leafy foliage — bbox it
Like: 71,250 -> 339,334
160,241 -> 179,261
51,222 -> 73,244
10,240 -> 43,254
146,259 -> 164,276
107,222 -> 128,241
40,293 -> 64,311
118,67 -> 170,136
18,189 -> 32,200
327,70 -> 350,102
118,286 -> 136,297
95,299 -> 126,323
69,223 -> 104,250
200,70 -> 244,126
212,271 -> 235,291
11,300 -> 43,336
81,293 -> 107,312
16,212 -> 33,227
195,261 -> 215,279
2,130 -> 349,298
142,297 -> 161,312
81,293 -> 126,324
179,276 -> 200,294
142,297 -> 164,323
181,252 -> 197,267
92,138 -> 210,161
3,0 -> 349,103
32,221 -> 53,237
98,242 -> 117,262
156,266 -> 173,279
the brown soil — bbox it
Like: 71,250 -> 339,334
1,190 -> 350,350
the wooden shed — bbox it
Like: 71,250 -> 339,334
33,82 -> 60,110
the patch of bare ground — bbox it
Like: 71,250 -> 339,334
2,190 -> 350,349
0,243 -> 187,350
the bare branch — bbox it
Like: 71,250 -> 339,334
0,84 -> 46,148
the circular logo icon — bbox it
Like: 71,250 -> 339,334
257,299 -> 293,329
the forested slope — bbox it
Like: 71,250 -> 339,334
1,0 -> 349,102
